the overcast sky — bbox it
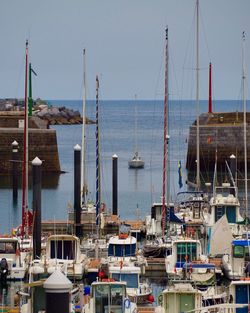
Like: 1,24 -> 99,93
0,0 -> 249,100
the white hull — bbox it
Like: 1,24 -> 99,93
128,159 -> 144,168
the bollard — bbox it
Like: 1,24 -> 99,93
112,154 -> 118,215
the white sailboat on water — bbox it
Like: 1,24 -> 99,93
128,95 -> 145,169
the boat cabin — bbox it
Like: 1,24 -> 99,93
108,235 -> 136,258
209,185 -> 243,224
82,281 -> 137,313
160,283 -> 202,313
222,239 -> 250,280
46,234 -> 80,261
0,237 -> 26,280
230,280 -> 250,313
109,266 -> 140,289
166,239 -> 206,276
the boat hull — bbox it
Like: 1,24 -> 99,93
128,160 -> 144,169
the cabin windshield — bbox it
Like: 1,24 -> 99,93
0,241 -> 17,254
50,240 -> 76,260
108,243 -> 136,257
233,245 -> 245,258
215,206 -> 236,223
111,273 -> 138,288
176,242 -> 197,262
94,284 -> 125,313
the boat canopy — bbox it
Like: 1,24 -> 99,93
232,239 -> 250,247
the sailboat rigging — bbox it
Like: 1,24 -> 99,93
242,31 -> 248,217
95,75 -> 101,232
21,41 -> 36,237
195,0 -> 201,190
81,48 -> 87,207
21,40 -> 29,237
128,95 -> 144,169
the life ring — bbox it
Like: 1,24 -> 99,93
158,293 -> 163,305
124,298 -> 131,309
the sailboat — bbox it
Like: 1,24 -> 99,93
128,95 -> 145,169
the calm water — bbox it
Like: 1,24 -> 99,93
0,99 -> 248,233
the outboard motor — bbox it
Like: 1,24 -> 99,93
0,258 -> 9,283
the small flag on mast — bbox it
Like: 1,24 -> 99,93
178,161 -> 183,189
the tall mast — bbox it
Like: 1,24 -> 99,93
242,31 -> 248,217
81,49 -> 87,206
162,27 -> 169,237
208,62 -> 212,113
134,94 -> 138,154
196,0 -> 200,190
21,40 -> 29,237
95,76 -> 100,229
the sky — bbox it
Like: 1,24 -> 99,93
0,0 -> 249,100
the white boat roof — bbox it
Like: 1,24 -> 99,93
173,238 -> 200,244
48,234 -> 79,241
109,236 -> 136,245
109,266 -> 140,274
91,281 -> 127,286
0,237 -> 18,242
162,283 -> 201,294
230,279 -> 250,285
185,303 -> 248,312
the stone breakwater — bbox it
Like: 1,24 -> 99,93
0,98 -> 94,125
186,112 -> 250,173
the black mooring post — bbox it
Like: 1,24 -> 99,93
74,144 -> 82,237
12,140 -> 19,202
112,154 -> 118,216
32,156 -> 42,260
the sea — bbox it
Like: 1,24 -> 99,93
0,99 -> 249,234
0,99 -> 249,305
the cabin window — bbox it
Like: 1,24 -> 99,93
50,240 -> 75,259
215,206 -> 225,222
176,243 -> 197,262
95,284 -> 109,313
215,206 -> 236,223
225,206 -> 236,223
108,244 -> 136,257
94,284 -> 125,313
233,245 -> 244,258
0,242 -> 16,253
245,247 -> 250,260
111,273 -> 138,288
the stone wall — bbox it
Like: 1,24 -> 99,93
0,128 -> 61,174
186,112 -> 250,172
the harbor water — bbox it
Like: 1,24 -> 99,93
0,99 -> 249,234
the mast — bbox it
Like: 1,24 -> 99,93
81,49 -> 87,206
162,27 -> 169,237
196,0 -> 200,190
95,76 -> 100,229
134,94 -> 138,154
242,31 -> 248,217
208,62 -> 212,113
21,40 -> 29,237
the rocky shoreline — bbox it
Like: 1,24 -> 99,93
0,98 -> 94,125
